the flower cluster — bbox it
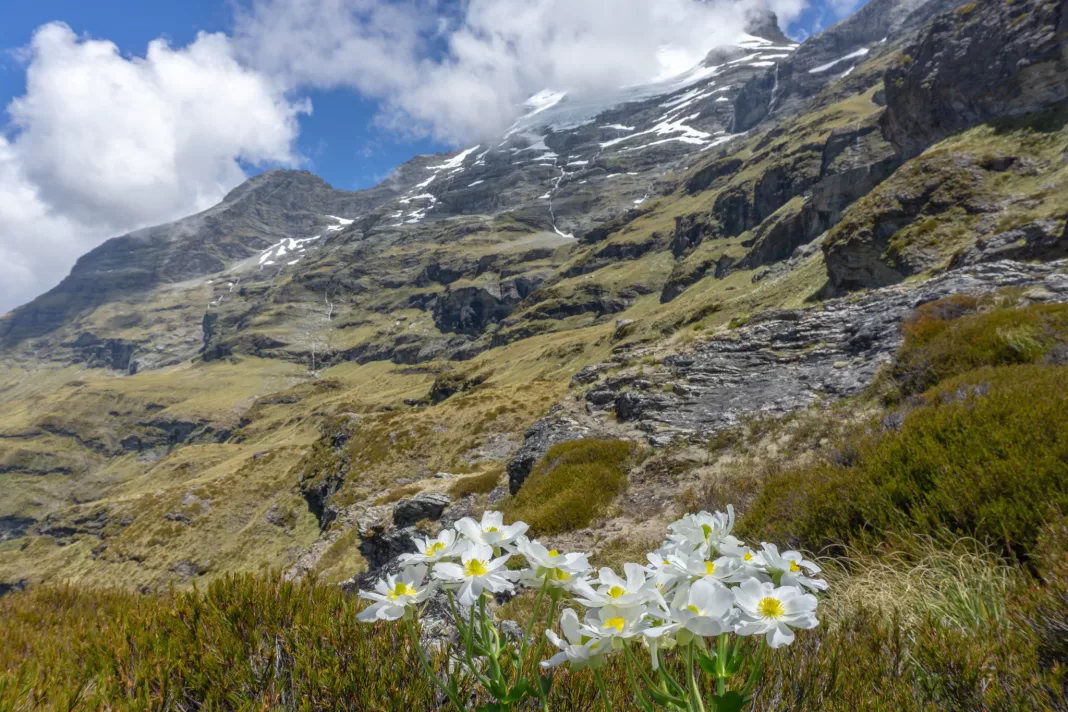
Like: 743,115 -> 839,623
357,507 -> 826,711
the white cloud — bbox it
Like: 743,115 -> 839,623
0,23 -> 308,314
234,0 -> 809,143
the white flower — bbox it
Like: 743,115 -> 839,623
756,543 -> 828,592
399,529 -> 460,566
358,564 -> 433,622
582,604 -> 649,642
516,537 -> 590,587
433,544 -> 514,606
454,511 -> 528,550
670,579 -> 736,638
542,609 -> 611,671
663,551 -> 742,586
667,506 -> 737,554
574,564 -> 661,608
733,578 -> 819,648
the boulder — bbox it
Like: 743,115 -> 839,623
393,493 -> 451,528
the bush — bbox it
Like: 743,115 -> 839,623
448,468 -> 503,498
503,438 -> 640,535
889,300 -> 1068,397
740,365 -> 1068,562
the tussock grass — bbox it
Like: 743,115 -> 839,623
504,438 -> 641,535
448,467 -> 503,498
889,300 -> 1068,398
741,364 -> 1068,561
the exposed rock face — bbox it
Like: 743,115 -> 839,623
0,580 -> 28,598
507,412 -> 590,494
434,277 -> 546,335
393,493 -> 450,528
586,260 -> 1068,440
952,219 -> 1068,268
0,516 -> 35,542
66,333 -> 139,373
882,0 -> 1068,158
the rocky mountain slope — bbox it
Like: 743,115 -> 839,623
0,0 -> 1065,592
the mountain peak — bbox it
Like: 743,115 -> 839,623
743,6 -> 791,45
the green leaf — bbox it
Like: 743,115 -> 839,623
696,651 -> 719,677
725,650 -> 747,676
710,691 -> 746,712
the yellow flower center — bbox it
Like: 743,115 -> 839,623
548,549 -> 560,558
704,561 -> 716,575
607,585 -> 626,599
757,597 -> 785,619
789,560 -> 801,573
604,617 -> 626,633
662,559 -> 671,566
549,569 -> 571,582
389,582 -> 417,600
427,542 -> 445,556
485,526 -> 499,533
463,559 -> 490,577
686,604 -> 701,614
743,552 -> 753,562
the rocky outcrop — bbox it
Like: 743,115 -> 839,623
434,276 -> 546,335
952,219 -> 1068,268
587,260 -> 1068,442
298,423 -> 353,530
882,0 -> 1068,158
0,580 -> 28,598
66,333 -> 138,373
822,150 -> 1038,290
0,516 -> 35,542
507,412 -> 590,494
393,493 -> 450,528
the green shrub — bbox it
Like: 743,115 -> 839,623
448,468 -> 502,498
503,438 -> 640,535
740,365 -> 1068,562
889,301 -> 1068,397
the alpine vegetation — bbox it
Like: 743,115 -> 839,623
357,507 -> 825,711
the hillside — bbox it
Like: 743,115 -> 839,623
0,0 -> 1065,595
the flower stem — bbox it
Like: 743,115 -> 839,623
621,644 -> 656,712
530,595 -> 557,712
716,632 -> 729,697
687,641 -> 706,712
403,618 -> 466,712
657,650 -> 687,699
592,668 -> 613,712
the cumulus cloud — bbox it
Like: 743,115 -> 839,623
234,0 -> 807,143
0,23 -> 307,314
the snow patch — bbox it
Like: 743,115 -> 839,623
809,48 -> 870,74
522,90 -> 567,117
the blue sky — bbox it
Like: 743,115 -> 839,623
0,0 -> 864,313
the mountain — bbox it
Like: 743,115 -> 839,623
0,0 -> 1066,594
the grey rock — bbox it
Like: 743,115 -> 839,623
507,412 -> 590,494
591,260 -> 1068,441
882,0 -> 1068,158
393,493 -> 451,528
0,516 -> 35,542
